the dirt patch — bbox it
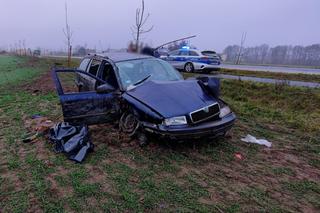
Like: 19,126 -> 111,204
20,70 -> 56,94
46,174 -> 73,198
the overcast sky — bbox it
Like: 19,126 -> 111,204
0,0 -> 319,52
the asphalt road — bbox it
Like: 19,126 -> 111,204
220,64 -> 320,75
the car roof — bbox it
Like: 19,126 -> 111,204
87,52 -> 153,62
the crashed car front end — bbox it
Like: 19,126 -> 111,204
122,77 -> 236,140
142,106 -> 235,140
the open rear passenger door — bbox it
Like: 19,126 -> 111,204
52,69 -> 120,125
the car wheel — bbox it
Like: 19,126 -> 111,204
119,112 -> 140,137
119,111 -> 150,146
184,62 -> 194,73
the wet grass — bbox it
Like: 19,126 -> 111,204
0,56 -> 320,212
184,68 -> 320,83
217,68 -> 320,83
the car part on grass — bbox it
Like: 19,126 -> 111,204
234,153 -> 244,160
22,132 -> 41,143
49,122 -> 93,163
25,115 -> 54,133
241,134 -> 272,148
23,115 -> 54,143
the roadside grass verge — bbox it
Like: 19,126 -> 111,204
0,55 -> 319,212
183,68 -> 320,83
0,55 -> 79,88
217,68 -> 320,83
222,62 -> 320,70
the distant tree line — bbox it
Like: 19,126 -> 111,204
223,44 -> 320,66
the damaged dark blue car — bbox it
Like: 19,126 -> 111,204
52,53 -> 236,145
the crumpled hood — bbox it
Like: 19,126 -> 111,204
125,80 -> 217,118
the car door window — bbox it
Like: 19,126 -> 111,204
57,70 -> 103,94
78,58 -> 90,71
169,50 -> 179,56
99,62 -> 118,89
180,51 -> 189,56
88,59 -> 101,76
189,51 -> 199,56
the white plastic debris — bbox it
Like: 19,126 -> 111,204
241,134 -> 272,148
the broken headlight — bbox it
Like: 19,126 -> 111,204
219,106 -> 231,118
163,116 -> 187,126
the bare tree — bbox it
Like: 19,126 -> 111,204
131,0 -> 153,52
63,2 -> 73,66
22,39 -> 27,56
236,32 -> 247,64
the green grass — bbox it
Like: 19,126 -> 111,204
184,68 -> 320,83
217,68 -> 320,83
0,56 -> 43,86
0,55 -> 320,212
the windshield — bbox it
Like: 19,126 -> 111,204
116,58 -> 183,89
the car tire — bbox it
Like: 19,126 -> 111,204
184,62 -> 194,73
119,112 -> 140,137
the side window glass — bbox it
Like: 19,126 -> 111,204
57,71 -> 101,94
88,59 -> 101,76
169,50 -> 179,56
180,51 -> 189,56
101,63 -> 118,89
78,58 -> 90,71
189,51 -> 199,56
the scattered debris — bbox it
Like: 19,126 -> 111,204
234,153 -> 244,160
241,134 -> 272,147
23,115 -> 54,143
25,115 -> 54,133
49,122 -> 94,163
22,132 -> 41,143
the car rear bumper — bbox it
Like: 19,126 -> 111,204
192,62 -> 221,71
141,112 -> 236,140
199,64 -> 221,70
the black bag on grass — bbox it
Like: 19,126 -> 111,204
49,122 -> 94,163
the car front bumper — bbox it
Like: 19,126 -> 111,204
141,112 -> 236,140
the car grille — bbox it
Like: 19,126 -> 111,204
190,103 -> 220,123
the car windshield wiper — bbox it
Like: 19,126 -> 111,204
133,74 -> 152,86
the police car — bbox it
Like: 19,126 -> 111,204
161,47 -> 221,72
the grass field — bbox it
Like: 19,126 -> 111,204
0,55 -> 320,212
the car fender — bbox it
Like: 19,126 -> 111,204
122,93 -> 163,123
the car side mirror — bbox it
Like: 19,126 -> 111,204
96,83 -> 115,93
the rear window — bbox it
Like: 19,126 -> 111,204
88,59 -> 101,76
78,58 -> 90,71
189,51 -> 199,56
202,51 -> 218,57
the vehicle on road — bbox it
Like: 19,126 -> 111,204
161,47 -> 221,73
52,53 -> 235,145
